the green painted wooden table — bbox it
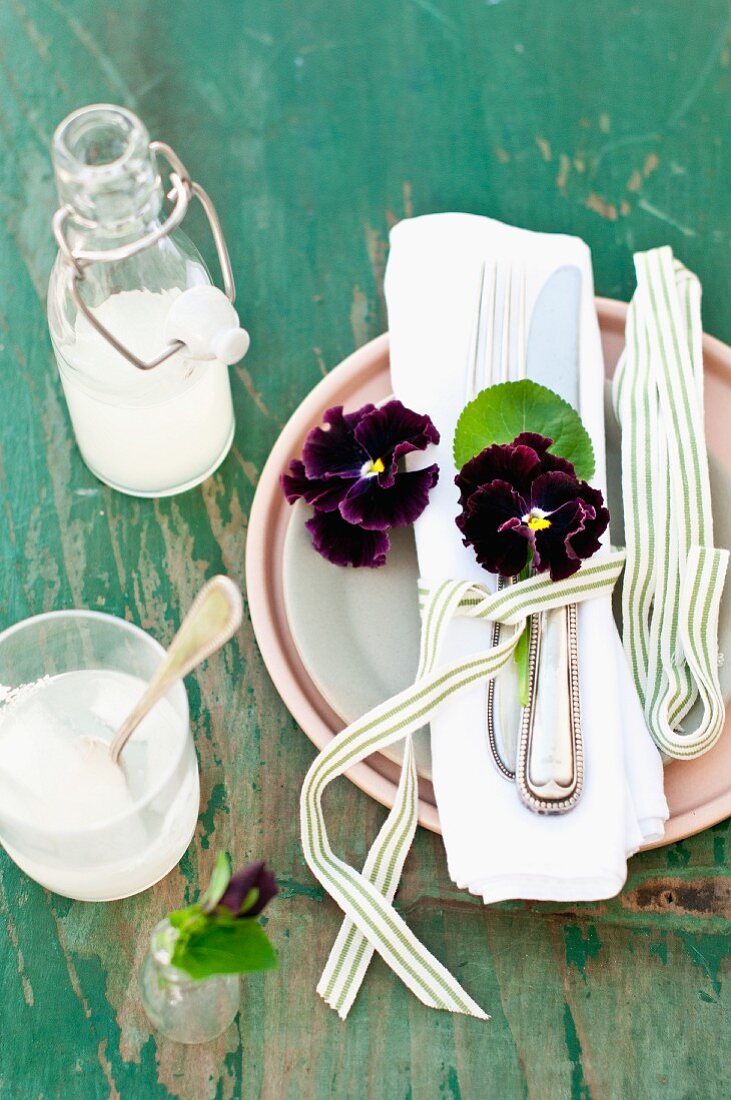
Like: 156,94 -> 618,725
0,1 -> 729,1097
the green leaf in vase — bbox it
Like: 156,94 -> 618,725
453,380 -> 595,479
171,919 -> 278,980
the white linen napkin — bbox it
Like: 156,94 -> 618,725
385,213 -> 668,902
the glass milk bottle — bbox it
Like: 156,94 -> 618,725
47,104 -> 249,497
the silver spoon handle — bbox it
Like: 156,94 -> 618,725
109,576 -> 243,764
516,604 -> 583,814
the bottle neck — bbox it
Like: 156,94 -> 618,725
52,104 -> 164,251
149,919 -> 197,988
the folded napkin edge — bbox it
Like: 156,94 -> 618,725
454,871 -> 628,905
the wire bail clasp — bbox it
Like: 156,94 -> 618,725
52,141 -> 237,372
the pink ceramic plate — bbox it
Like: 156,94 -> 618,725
246,299 -> 731,847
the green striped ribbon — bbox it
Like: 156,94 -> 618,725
302,551 -> 626,1018
612,247 -> 728,759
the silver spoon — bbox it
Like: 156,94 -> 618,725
109,575 -> 243,765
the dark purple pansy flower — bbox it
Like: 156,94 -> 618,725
456,434 -> 609,582
218,860 -> 278,918
281,400 -> 440,567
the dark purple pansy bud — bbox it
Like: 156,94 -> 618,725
218,860 -> 278,918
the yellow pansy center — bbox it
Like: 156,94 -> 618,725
525,510 -> 551,532
365,457 -> 385,475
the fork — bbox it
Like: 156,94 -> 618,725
466,260 -> 583,814
465,261 -> 522,779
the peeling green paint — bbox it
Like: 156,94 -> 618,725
275,878 -> 325,902
197,781 -> 231,851
666,841 -> 692,868
711,821 -> 728,866
564,923 -> 602,979
563,1004 -> 592,1100
649,933 -> 668,964
445,1064 -> 461,1098
678,932 -> 727,998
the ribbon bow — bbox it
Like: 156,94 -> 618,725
300,551 -> 626,1018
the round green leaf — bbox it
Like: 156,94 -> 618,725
453,380 -> 595,479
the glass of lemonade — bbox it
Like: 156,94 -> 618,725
0,611 -> 199,901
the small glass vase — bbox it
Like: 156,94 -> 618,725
139,919 -> 240,1044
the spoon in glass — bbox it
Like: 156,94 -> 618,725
108,575 -> 243,765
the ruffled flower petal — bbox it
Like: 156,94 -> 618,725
529,470 -> 586,511
531,499 -> 590,580
305,509 -> 391,568
280,460 -> 351,512
528,471 -> 610,581
355,401 -> 440,487
457,480 -> 532,577
511,432 -> 577,477
561,483 -> 610,559
302,405 -> 374,480
456,441 -> 545,505
340,465 -> 439,530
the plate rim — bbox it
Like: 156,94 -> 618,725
247,298 -> 731,849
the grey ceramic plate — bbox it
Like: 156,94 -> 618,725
283,386 -> 731,782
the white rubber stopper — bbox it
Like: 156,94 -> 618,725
164,285 -> 250,366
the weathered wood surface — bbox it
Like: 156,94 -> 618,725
0,1 -> 729,1097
